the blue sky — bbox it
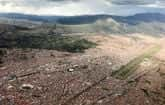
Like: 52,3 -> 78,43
0,0 -> 165,16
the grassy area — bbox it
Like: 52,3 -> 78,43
0,32 -> 97,53
111,45 -> 161,80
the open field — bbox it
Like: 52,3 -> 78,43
0,31 -> 165,105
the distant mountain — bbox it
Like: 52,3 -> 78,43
56,13 -> 165,35
0,13 -> 62,23
57,13 -> 165,25
115,13 -> 165,25
1,13 -> 165,25
0,13 -> 165,35
57,15 -> 110,24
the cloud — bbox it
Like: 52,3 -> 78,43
0,0 -> 165,16
109,0 -> 155,5
0,0 -> 94,15
107,0 -> 165,6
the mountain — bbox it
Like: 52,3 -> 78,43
57,13 -> 165,25
57,13 -> 165,35
1,13 -> 165,24
0,13 -> 63,23
115,13 -> 165,25
0,13 -> 165,35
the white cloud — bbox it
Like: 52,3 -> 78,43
0,0 -> 111,15
0,0 -> 165,16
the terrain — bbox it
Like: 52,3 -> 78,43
0,13 -> 165,105
0,23 -> 165,105
1,13 -> 165,35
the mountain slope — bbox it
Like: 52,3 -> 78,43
0,13 -> 165,35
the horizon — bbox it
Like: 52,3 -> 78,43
0,12 -> 165,17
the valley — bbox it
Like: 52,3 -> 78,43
1,0 -> 165,104
0,12 -> 165,105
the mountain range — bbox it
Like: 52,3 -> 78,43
0,13 -> 165,35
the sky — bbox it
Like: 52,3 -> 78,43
0,0 -> 165,16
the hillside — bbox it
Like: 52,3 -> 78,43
1,32 -> 165,105
0,13 -> 165,105
0,13 -> 165,35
